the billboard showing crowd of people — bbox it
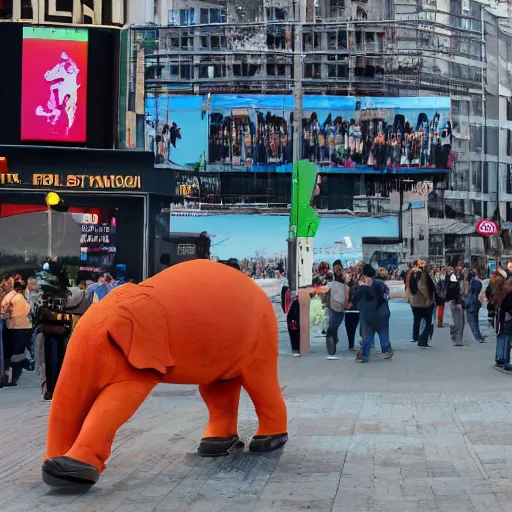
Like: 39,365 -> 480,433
145,94 -> 453,172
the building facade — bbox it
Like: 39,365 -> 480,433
121,0 -> 512,269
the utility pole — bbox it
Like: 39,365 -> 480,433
288,0 -> 305,292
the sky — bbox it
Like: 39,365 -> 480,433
170,214 -> 398,262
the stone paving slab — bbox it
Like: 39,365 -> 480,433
1,303 -> 512,511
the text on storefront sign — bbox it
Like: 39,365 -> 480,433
33,174 -> 142,189
0,173 -> 21,185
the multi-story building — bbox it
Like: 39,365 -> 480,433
123,0 -> 512,270
0,0 -> 176,280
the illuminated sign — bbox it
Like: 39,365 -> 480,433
0,173 -> 21,185
32,174 -> 141,189
476,219 -> 499,236
178,184 -> 193,196
10,0 -> 125,26
21,27 -> 88,143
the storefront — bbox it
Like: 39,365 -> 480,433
0,146 -> 175,281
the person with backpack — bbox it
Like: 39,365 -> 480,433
356,264 -> 393,363
445,269 -> 465,346
407,259 -> 436,347
487,267 -> 512,371
435,267 -> 448,328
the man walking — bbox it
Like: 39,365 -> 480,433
407,259 -> 436,347
445,268 -> 465,346
356,264 -> 393,363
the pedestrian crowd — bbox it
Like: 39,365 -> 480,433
285,260 -> 393,363
282,258 -> 511,370
0,262 -> 136,397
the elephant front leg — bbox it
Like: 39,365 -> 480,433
42,377 -> 158,488
198,378 -> 245,457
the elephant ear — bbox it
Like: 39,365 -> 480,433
107,293 -> 174,374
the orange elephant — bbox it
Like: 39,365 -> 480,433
42,259 -> 288,489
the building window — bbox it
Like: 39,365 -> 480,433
327,30 -> 347,50
303,31 -> 322,51
329,0 -> 345,19
485,126 -> 499,156
472,200 -> 482,217
168,8 -> 195,26
445,199 -> 465,219
167,57 -> 193,80
469,125 -> 482,152
304,63 -> 322,79
233,59 -> 260,77
199,57 -> 227,79
168,10 -> 178,25
483,163 -> 490,194
471,94 -> 483,116
266,61 -> 292,77
507,164 -> 512,194
266,7 -> 288,21
471,161 -> 482,192
200,8 -> 226,24
327,56 -> 348,78
179,8 -> 194,25
507,203 -> 512,223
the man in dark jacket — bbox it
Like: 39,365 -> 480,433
356,264 -> 392,363
408,259 -> 436,347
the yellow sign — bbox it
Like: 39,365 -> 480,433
33,174 -> 142,189
178,184 -> 192,196
45,192 -> 61,206
0,173 -> 21,185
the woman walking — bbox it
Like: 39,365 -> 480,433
324,260 -> 349,360
1,281 -> 33,386
464,270 -> 484,343
344,270 -> 360,352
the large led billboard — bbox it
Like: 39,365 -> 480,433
21,27 -> 88,143
145,95 -> 452,173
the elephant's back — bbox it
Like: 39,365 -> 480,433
142,259 -> 275,383
142,259 -> 269,303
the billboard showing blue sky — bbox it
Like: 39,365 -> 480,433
145,95 -> 207,169
146,95 -> 452,173
170,212 -> 398,265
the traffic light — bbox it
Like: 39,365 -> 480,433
45,192 -> 67,212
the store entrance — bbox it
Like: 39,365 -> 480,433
0,191 -> 147,283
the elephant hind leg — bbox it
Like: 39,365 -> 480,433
198,378 -> 244,457
242,315 -> 288,452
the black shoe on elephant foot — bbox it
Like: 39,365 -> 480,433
249,433 -> 288,453
42,456 -> 100,488
198,436 -> 245,457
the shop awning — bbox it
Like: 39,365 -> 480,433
429,220 -> 476,236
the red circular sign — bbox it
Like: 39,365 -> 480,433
476,219 -> 499,236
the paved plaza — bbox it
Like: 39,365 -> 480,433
2,303 -> 512,511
